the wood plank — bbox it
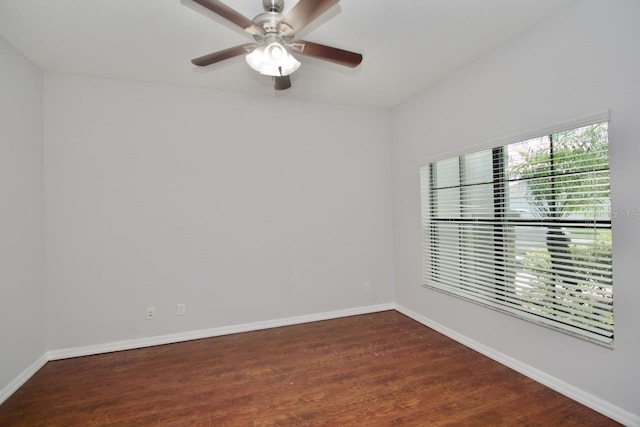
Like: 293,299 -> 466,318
0,311 -> 620,426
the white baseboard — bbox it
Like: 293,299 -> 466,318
394,304 -> 640,427
47,303 -> 396,360
0,353 -> 48,406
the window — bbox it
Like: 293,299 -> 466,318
420,116 -> 613,346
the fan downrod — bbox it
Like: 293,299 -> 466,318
263,0 -> 284,12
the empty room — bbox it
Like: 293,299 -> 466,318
1,0 -> 639,425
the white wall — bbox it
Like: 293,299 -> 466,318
0,37 -> 46,393
391,0 -> 640,420
43,74 -> 394,350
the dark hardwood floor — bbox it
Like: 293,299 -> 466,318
0,310 -> 619,426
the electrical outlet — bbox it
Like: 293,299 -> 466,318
146,307 -> 156,320
363,282 -> 371,293
177,303 -> 186,316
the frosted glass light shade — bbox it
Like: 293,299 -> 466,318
246,42 -> 301,77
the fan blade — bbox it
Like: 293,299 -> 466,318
279,0 -> 339,35
290,40 -> 362,67
192,43 -> 256,67
273,75 -> 292,90
191,0 -> 264,35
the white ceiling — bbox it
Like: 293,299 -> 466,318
0,0 -> 575,108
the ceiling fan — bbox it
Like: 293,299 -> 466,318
189,0 -> 363,90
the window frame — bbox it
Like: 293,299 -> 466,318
418,110 -> 614,347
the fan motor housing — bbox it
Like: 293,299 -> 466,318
252,11 -> 283,36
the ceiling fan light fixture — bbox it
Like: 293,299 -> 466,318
189,0 -> 363,90
246,41 -> 301,76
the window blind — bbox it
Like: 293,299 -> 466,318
420,121 -> 613,346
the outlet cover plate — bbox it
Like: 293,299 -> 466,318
177,304 -> 186,316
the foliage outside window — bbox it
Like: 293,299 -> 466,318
420,119 -> 613,346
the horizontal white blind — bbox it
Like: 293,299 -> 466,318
420,122 -> 613,346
